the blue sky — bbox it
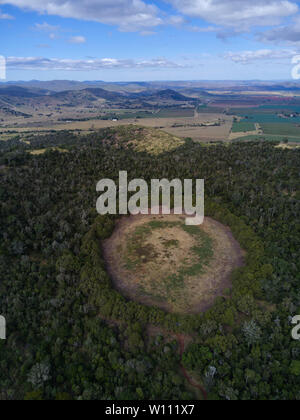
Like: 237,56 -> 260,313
1,0 -> 300,81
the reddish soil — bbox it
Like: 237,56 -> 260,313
177,334 -> 208,401
145,325 -> 208,400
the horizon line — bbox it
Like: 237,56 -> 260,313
1,79 -> 300,84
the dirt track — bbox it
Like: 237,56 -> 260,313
177,334 -> 208,401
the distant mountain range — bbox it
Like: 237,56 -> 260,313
0,84 -> 197,115
0,80 -> 105,92
0,85 -> 51,97
1,80 -> 300,123
1,79 -> 300,94
0,84 -> 196,101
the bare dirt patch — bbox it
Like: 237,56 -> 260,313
103,214 -> 245,314
29,147 -> 68,155
275,144 -> 300,149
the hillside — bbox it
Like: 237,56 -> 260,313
0,85 -> 49,97
138,89 -> 196,102
99,125 -> 185,155
52,87 -> 126,102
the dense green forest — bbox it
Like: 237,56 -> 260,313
0,128 -> 299,400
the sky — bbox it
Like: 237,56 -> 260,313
1,0 -> 300,81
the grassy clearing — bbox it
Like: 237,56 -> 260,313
29,147 -> 69,155
275,144 -> 300,149
123,220 -> 214,311
110,125 -> 185,155
103,214 -> 245,315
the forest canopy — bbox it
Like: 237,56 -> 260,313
0,127 -> 299,400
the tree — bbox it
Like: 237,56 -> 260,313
290,361 -> 300,377
243,320 -> 262,347
27,362 -> 51,389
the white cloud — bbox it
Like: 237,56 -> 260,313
140,30 -> 157,36
167,0 -> 298,29
2,0 -> 298,38
0,0 -> 163,31
225,49 -> 298,64
6,56 -> 184,70
34,22 -> 60,32
68,36 -> 86,44
0,8 -> 14,19
258,16 -> 300,44
2,0 -> 298,41
188,25 -> 220,33
33,22 -> 61,39
36,44 -> 51,48
167,15 -> 186,26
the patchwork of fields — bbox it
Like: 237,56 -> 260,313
0,112 -> 233,143
2,85 -> 300,144
229,104 -> 300,143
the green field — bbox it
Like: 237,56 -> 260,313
156,108 -> 195,118
197,105 -> 224,113
231,104 -> 300,115
230,105 -> 300,138
233,134 -> 300,143
234,114 -> 300,124
232,121 -> 255,132
261,123 -> 300,136
230,104 -> 300,126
